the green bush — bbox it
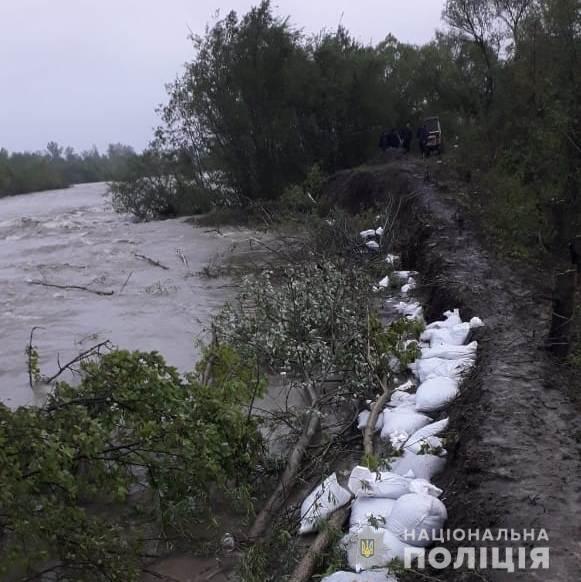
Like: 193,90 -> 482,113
0,348 -> 263,581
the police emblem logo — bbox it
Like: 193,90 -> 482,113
360,538 -> 375,558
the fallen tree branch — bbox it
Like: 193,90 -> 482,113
289,369 -> 391,581
119,272 -> 133,294
363,376 -> 392,458
29,280 -> 114,296
134,253 -> 169,270
248,405 -> 321,540
44,340 -> 112,384
288,507 -> 349,582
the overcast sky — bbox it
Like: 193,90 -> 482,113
0,1 -> 445,154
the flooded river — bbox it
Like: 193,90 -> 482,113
0,182 -> 248,408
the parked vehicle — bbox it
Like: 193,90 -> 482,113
423,116 -> 443,155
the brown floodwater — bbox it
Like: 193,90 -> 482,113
0,182 -> 251,408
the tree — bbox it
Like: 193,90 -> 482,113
493,0 -> 537,47
46,141 -> 63,160
0,348 -> 264,581
158,1 -> 314,202
444,0 -> 502,101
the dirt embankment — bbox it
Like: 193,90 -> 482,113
329,158 -> 581,581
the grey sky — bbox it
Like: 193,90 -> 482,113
0,1 -> 445,154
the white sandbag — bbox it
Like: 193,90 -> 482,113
404,435 -> 445,455
344,527 -> 415,572
406,418 -> 449,442
389,432 -> 410,449
425,309 -> 462,330
386,493 -> 447,547
393,270 -> 418,280
380,409 -> 431,442
394,301 -> 424,321
391,451 -> 446,481
401,276 -> 417,295
443,308 -> 462,325
349,497 -> 396,529
348,466 -> 375,496
408,308 -> 425,322
375,226 -> 385,236
387,391 -> 416,409
421,341 -> 477,360
357,410 -> 384,432
470,316 -> 484,329
322,569 -> 396,582
409,479 -> 443,498
421,322 -> 471,347
415,377 -> 459,412
409,356 -> 474,383
299,473 -> 352,534
348,466 -> 411,499
395,379 -> 415,392
360,229 -> 376,239
366,240 -> 380,251
385,254 -> 399,265
378,276 -> 390,288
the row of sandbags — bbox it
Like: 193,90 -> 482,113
360,226 -> 385,251
298,253 -> 482,580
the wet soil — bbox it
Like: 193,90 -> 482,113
370,158 -> 581,581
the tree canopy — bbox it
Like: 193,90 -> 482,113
122,0 -> 578,255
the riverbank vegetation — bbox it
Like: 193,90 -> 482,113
113,0 -> 579,265
1,347 -> 264,580
0,143 -> 139,197
1,204 -> 422,580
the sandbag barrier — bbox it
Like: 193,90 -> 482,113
298,230 -> 484,580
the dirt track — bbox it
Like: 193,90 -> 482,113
329,156 -> 581,580
399,157 -> 581,581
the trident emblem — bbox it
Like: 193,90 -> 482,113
360,538 -> 375,558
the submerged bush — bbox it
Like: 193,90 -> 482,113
110,150 -> 213,220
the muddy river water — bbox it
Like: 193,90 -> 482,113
0,182 -> 250,408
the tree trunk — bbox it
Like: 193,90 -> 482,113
287,507 -> 349,582
248,410 -> 321,540
363,388 -> 391,458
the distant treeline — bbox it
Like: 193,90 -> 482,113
0,142 -> 139,197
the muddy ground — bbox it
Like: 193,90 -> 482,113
357,156 -> 581,581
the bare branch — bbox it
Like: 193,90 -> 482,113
29,280 -> 114,296
44,341 -> 112,384
119,271 -> 134,294
134,253 -> 170,270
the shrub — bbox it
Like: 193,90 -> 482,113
0,348 -> 263,581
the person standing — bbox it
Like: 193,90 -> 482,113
417,125 -> 428,155
401,123 -> 413,153
387,129 -> 400,149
